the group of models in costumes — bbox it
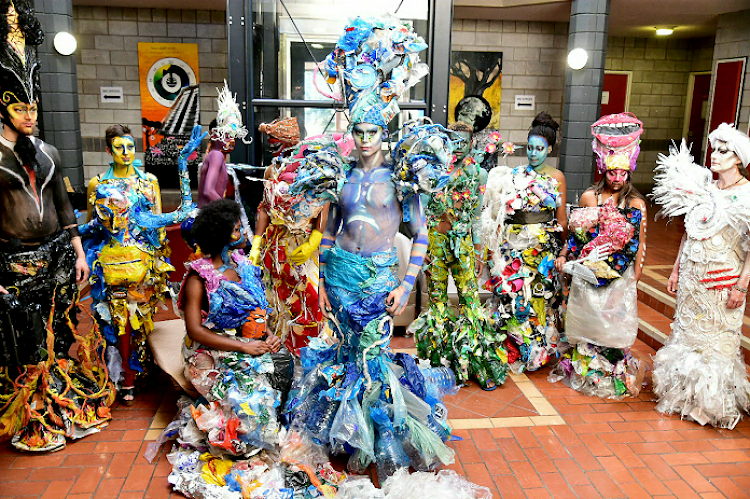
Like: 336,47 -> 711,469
1,3 -> 750,497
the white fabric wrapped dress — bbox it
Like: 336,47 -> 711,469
652,142 -> 750,429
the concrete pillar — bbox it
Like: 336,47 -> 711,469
34,0 -> 84,190
559,0 -> 610,202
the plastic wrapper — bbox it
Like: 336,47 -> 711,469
144,418 -> 182,463
334,477 -> 385,499
329,379 -> 374,461
299,337 -> 337,375
168,448 -> 203,474
381,469 -> 492,499
268,350 -> 295,401
168,471 -> 242,499
565,266 -> 638,349
403,415 -> 455,470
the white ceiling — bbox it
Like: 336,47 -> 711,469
72,0 -> 750,38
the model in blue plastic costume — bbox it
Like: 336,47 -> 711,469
160,199 -> 294,497
285,17 -> 457,482
80,125 -> 203,403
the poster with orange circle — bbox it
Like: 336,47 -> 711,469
137,43 -> 200,179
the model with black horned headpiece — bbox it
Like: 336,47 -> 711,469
0,1 -> 114,452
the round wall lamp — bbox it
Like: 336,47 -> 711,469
567,48 -> 588,70
53,31 -> 77,56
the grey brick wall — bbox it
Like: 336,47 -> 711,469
606,36 -> 714,187
712,10 -> 750,135
452,19 -> 569,168
73,6 -> 227,182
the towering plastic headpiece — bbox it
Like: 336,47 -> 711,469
591,112 -> 643,174
322,15 -> 429,129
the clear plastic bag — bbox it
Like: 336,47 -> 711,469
565,266 -> 638,349
380,468 -> 492,499
330,380 -> 374,461
403,415 -> 455,470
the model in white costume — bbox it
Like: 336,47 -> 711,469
652,123 -> 750,429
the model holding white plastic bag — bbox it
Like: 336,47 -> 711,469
549,113 -> 647,400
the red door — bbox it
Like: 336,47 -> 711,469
705,58 -> 747,165
601,72 -> 629,116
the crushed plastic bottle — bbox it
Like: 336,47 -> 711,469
372,407 -> 410,484
420,367 -> 460,401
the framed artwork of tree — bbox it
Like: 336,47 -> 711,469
449,51 -> 503,130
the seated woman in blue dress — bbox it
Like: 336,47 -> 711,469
178,199 -> 293,454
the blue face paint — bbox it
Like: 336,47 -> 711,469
527,135 -> 549,168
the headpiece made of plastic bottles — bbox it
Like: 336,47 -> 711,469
321,15 -> 429,129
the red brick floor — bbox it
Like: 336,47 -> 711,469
3,203 -> 750,498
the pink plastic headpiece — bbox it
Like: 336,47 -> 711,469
591,112 -> 644,174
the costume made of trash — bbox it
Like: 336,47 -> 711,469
79,126 -> 203,386
0,1 -> 114,452
651,126 -> 750,429
482,119 -> 565,373
286,16 -> 457,482
161,237 -> 300,498
250,120 -> 348,355
197,81 -> 251,209
549,113 -> 646,400
409,126 -> 510,389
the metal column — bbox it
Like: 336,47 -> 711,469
227,0 -> 255,164
428,0 -> 454,125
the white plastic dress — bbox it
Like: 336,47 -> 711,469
652,141 -> 750,429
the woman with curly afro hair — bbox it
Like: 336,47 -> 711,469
175,199 -> 293,456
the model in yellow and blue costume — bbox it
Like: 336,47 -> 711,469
81,125 -> 203,403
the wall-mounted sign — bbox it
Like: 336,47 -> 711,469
601,91 -> 610,105
515,95 -> 535,111
100,86 -> 123,103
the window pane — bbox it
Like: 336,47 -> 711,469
253,0 -> 430,103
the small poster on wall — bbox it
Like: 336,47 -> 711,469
449,51 -> 503,131
137,42 -> 200,187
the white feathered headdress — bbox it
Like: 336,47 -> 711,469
212,80 -> 251,144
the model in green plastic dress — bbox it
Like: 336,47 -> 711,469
409,121 -> 508,390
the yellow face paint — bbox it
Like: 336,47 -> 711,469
109,136 -> 136,168
6,102 -> 38,135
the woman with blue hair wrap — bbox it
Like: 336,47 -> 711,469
286,16 -> 456,481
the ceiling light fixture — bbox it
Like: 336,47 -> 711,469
310,43 -> 324,49
656,28 -> 674,36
